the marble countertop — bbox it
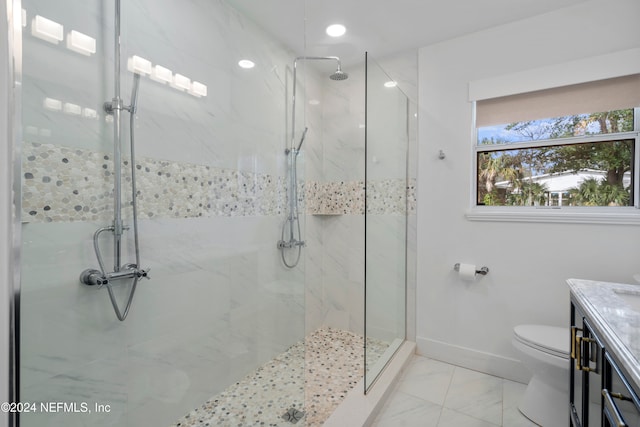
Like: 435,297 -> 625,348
568,278 -> 640,391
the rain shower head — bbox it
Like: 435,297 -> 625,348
329,69 -> 349,81
329,60 -> 348,80
294,56 -> 349,81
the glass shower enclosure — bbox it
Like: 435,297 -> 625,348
12,0 -> 412,425
19,0 -> 306,425
364,54 -> 409,391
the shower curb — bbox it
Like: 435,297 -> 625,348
322,340 -> 416,427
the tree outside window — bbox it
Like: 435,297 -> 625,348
476,109 -> 635,207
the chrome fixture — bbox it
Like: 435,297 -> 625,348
80,0 -> 149,321
278,56 -> 349,268
453,263 -> 489,275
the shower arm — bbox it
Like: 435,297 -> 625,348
290,56 -> 342,153
286,56 -> 342,221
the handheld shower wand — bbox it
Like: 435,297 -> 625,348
130,73 -> 140,114
295,127 -> 308,154
278,56 -> 348,268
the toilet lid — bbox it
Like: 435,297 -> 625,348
514,325 -> 570,358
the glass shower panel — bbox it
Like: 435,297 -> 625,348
19,0 -> 306,426
364,54 -> 408,391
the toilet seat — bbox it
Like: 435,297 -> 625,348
513,325 -> 569,359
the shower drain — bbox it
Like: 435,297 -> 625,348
281,407 -> 305,424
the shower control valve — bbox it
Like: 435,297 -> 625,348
122,263 -> 151,280
137,267 -> 151,280
80,269 -> 109,287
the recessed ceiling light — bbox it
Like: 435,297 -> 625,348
238,59 -> 255,69
308,99 -> 320,106
384,81 -> 398,88
326,24 -> 346,38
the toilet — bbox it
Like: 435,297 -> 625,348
512,324 -> 570,427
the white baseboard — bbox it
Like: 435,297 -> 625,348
416,336 -> 531,384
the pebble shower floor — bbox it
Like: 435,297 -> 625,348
171,328 -> 388,427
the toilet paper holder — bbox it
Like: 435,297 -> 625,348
454,263 -> 489,275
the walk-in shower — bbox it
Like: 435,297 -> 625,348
278,56 -> 349,268
12,1 -> 413,426
79,0 -> 149,321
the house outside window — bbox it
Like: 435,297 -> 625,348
474,75 -> 640,209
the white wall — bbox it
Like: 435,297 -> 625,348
417,0 -> 640,382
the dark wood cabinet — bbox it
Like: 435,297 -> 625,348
570,302 -> 603,427
570,299 -> 640,426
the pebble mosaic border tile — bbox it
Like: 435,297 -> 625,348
305,179 -> 417,216
21,142 -> 290,223
21,142 -> 416,223
171,328 -> 389,427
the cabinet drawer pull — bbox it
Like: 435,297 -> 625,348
571,328 -> 595,372
575,336 -> 593,372
610,392 -> 633,402
603,389 -> 628,427
581,337 -> 597,372
571,326 -> 580,360
574,330 -> 582,371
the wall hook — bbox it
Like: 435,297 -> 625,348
438,150 -> 446,160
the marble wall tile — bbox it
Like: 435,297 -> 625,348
20,1 -> 418,425
21,357 -> 129,427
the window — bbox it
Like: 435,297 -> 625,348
474,75 -> 640,209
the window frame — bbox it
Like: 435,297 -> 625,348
467,106 -> 640,225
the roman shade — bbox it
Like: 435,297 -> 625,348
476,74 -> 640,128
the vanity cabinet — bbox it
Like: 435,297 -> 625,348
570,298 -> 640,426
570,301 -> 604,427
602,352 -> 640,426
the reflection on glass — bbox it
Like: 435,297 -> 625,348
364,53 -> 408,392
31,15 -> 63,44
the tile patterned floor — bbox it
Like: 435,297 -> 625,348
372,355 -> 540,427
171,339 -> 537,427
171,328 -> 388,427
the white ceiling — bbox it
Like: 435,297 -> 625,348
230,0 -> 586,65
